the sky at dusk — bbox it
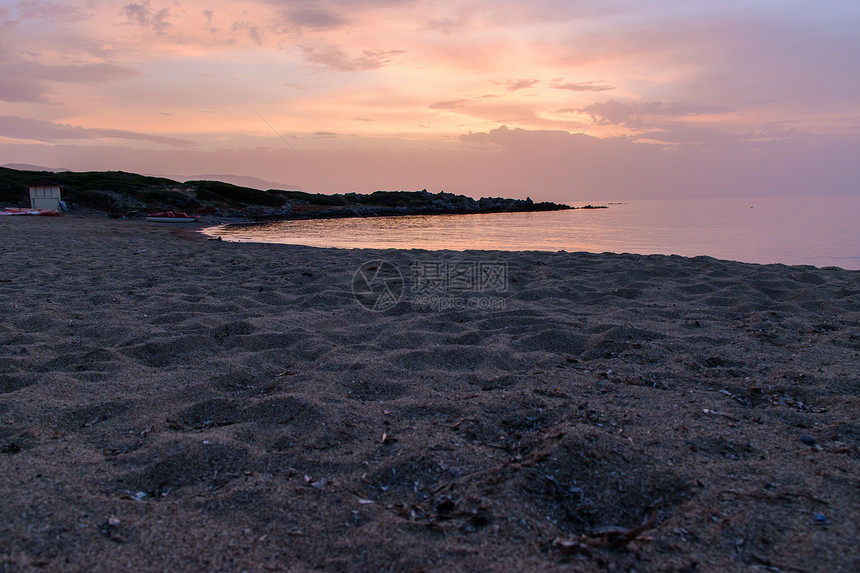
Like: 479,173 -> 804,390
1,0 -> 859,201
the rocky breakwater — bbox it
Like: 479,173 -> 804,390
222,190 -> 577,221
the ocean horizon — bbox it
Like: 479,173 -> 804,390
202,194 -> 860,270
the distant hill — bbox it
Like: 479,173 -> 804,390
2,163 -> 71,173
157,173 -> 302,192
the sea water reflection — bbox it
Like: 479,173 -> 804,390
202,195 -> 860,269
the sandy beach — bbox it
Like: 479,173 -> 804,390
1,214 -> 858,572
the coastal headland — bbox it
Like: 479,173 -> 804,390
0,214 -> 858,571
0,166 -> 594,220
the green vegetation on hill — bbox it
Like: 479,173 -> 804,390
0,167 -> 179,202
0,167 -> 290,211
187,180 -> 287,207
0,167 -> 186,209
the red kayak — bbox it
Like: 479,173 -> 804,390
145,211 -> 199,223
0,208 -> 60,216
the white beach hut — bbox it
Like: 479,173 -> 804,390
28,179 -> 62,210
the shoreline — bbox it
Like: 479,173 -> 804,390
6,210 -> 857,271
196,212 -> 859,272
97,200 -> 593,225
1,214 -> 858,571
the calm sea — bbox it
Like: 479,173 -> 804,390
202,195 -> 860,270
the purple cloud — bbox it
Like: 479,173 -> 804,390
551,81 -> 614,92
429,100 -> 468,110
301,44 -> 403,71
0,68 -> 46,103
12,1 -> 86,22
231,21 -> 264,45
122,1 -> 171,32
285,6 -> 349,31
580,100 -> 732,127
0,61 -> 138,103
460,125 -> 573,149
123,2 -> 149,26
507,79 -> 539,91
422,17 -> 459,35
0,115 -> 195,146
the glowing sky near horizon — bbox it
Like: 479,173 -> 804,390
1,0 -> 859,200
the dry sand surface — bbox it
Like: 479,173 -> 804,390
1,214 -> 859,572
